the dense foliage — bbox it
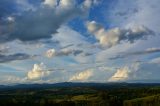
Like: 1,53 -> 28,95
0,83 -> 160,106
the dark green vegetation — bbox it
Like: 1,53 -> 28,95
124,95 -> 160,106
0,83 -> 160,106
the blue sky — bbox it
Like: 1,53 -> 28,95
0,0 -> 160,85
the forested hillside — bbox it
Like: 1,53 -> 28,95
0,83 -> 160,106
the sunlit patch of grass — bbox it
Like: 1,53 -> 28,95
124,95 -> 160,106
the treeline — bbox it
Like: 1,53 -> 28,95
0,98 -> 118,106
0,93 -> 160,106
0,85 -> 160,106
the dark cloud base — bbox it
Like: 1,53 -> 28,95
0,53 -> 33,63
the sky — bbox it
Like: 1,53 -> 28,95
0,0 -> 160,85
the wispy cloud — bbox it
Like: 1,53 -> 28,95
45,48 -> 83,58
109,48 -> 160,60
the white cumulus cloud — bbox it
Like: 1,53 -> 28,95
69,69 -> 93,82
86,21 -> 153,48
108,67 -> 129,82
46,48 -> 56,58
27,63 -> 50,80
43,0 -> 58,7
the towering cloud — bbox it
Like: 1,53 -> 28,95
27,63 -> 50,80
108,61 -> 160,82
69,69 -> 93,82
108,67 -> 129,82
86,21 -> 153,48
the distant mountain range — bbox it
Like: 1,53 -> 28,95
0,82 -> 160,90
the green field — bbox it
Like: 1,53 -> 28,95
124,95 -> 160,106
